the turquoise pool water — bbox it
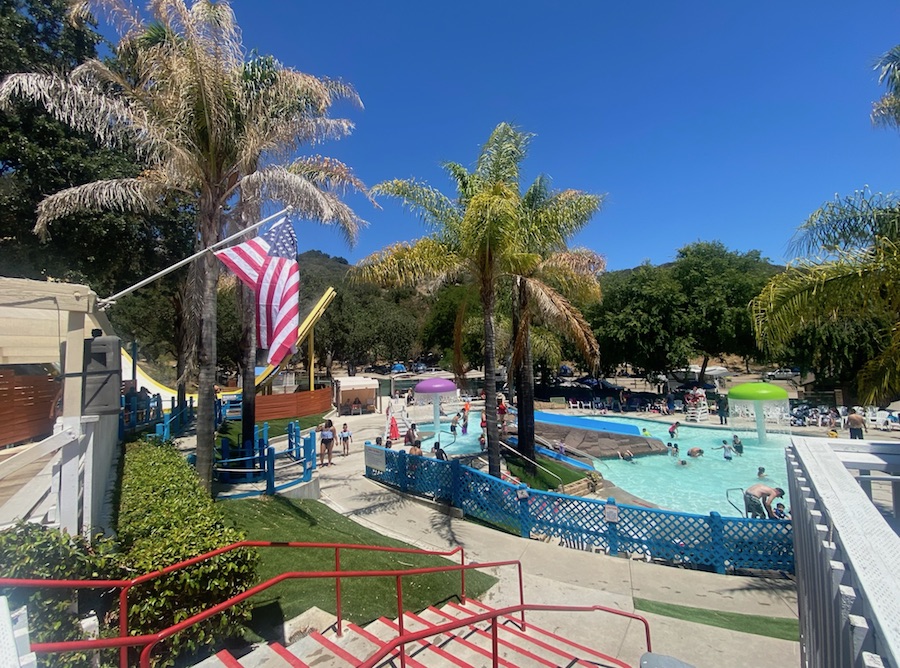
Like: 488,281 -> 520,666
418,410 -> 487,453
418,411 -> 791,517
585,416 -> 791,517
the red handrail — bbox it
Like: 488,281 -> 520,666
356,602 -> 651,668
0,540 -> 466,667
19,560 -> 522,667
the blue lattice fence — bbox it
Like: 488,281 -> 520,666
363,445 -> 794,573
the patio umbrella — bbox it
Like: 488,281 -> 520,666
414,377 -> 458,445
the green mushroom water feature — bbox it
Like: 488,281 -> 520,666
727,382 -> 789,443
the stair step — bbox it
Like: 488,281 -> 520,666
421,607 -> 554,668
269,642 -> 309,667
366,616 -> 470,668
237,644 -> 289,667
461,598 -> 631,667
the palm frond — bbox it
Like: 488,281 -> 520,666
751,242 -> 900,350
790,189 -> 900,256
286,155 -> 370,200
524,278 -> 600,371
475,122 -> 532,185
35,178 -> 171,238
856,322 -> 900,404
351,238 -> 463,288
70,0 -> 145,40
536,248 -> 605,302
0,72 -> 143,149
372,178 -> 461,232
528,190 -> 604,247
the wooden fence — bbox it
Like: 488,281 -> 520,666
0,370 -> 58,448
256,388 -> 333,421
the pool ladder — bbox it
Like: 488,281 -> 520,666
726,487 -> 747,517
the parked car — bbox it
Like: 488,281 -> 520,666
767,368 -> 798,380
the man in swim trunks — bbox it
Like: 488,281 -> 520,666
847,408 -> 867,439
744,483 -> 784,519
687,447 -> 703,457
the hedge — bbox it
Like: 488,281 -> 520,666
118,439 -> 258,666
0,522 -> 120,668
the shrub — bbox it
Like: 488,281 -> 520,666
0,522 -> 120,668
118,439 -> 257,666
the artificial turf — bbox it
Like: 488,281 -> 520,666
634,598 -> 799,641
219,496 -> 497,641
506,456 -> 586,490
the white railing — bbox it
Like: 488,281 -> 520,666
0,414 -> 118,537
788,437 -> 900,667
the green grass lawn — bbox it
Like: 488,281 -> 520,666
634,598 -> 799,642
219,496 -> 497,641
506,456 -> 586,491
217,413 -> 326,447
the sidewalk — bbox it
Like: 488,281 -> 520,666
316,417 -> 800,668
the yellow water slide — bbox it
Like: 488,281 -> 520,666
120,287 -> 336,402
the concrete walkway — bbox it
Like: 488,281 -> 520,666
313,411 -> 800,668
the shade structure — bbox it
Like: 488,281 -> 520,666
414,378 -> 458,446
728,382 -> 790,443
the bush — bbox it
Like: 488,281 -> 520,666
118,438 -> 257,666
0,522 -> 120,668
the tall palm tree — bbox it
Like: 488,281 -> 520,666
511,247 -> 603,471
354,123 -> 602,477
0,0 -> 364,490
505,174 -> 603,470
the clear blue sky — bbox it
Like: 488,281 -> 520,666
233,1 -> 900,271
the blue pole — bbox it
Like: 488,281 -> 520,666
263,422 -> 269,446
710,512 -> 726,574
303,432 -> 315,480
266,446 -> 275,495
606,497 -> 619,556
398,451 -> 409,493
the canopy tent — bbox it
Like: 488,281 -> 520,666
334,376 -> 379,415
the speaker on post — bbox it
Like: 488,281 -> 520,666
82,331 -> 122,415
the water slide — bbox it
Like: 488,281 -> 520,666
119,287 -> 337,403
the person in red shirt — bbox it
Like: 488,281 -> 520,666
497,397 -> 509,434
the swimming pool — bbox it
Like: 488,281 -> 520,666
585,415 -> 791,517
420,410 -> 790,517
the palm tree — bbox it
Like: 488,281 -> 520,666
751,190 -> 900,403
751,40 -> 900,405
0,0 -> 364,490
354,123 -> 602,477
511,247 -> 603,472
507,174 -> 603,471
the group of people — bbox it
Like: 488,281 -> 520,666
372,435 -> 448,461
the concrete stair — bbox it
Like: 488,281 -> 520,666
193,598 -> 638,668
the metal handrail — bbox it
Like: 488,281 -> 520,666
1,540 -> 469,668
357,601 -> 651,668
499,440 -> 563,489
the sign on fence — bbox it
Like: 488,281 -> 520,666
365,446 -> 386,472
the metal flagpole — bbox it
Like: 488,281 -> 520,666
98,207 -> 292,309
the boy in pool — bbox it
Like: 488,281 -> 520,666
450,412 -> 460,436
774,502 -> 789,519
714,439 -> 735,461
618,449 -> 636,463
668,421 -> 680,439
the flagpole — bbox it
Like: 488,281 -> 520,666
98,207 -> 292,309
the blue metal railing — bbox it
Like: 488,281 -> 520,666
365,445 -> 794,574
212,421 -> 317,498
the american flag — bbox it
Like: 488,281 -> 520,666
215,219 -> 300,367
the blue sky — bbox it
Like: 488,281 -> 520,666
233,1 -> 900,271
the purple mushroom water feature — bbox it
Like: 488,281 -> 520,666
414,377 -> 458,446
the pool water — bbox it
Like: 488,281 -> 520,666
418,410 -> 488,453
418,411 -> 790,517
586,416 -> 791,517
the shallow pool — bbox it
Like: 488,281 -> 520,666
585,416 -> 791,517
418,410 -> 487,453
